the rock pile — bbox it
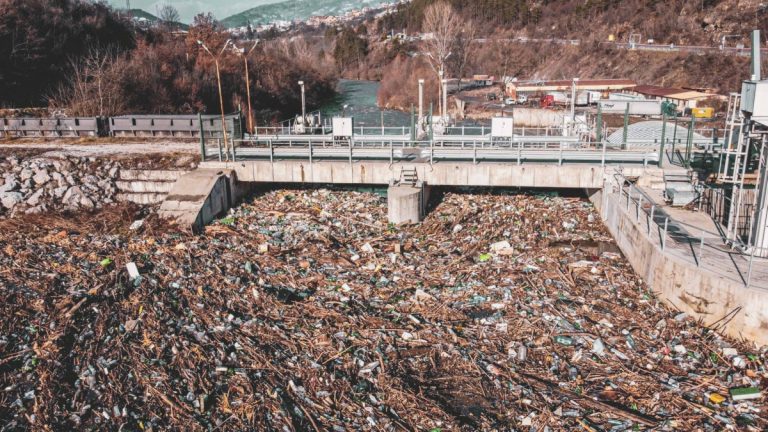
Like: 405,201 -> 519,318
0,156 -> 120,216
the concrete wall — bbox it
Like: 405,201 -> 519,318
508,108 -> 564,127
159,169 -> 236,233
592,184 -> 768,345
202,160 -> 617,189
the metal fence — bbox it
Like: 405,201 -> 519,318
0,113 -> 244,139
203,137 -> 659,166
612,176 -> 766,289
0,117 -> 100,137
109,113 -> 241,138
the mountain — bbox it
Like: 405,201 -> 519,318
122,9 -> 189,30
222,0 -> 397,28
126,8 -> 159,22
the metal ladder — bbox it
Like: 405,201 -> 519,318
399,168 -> 418,186
717,93 -> 750,242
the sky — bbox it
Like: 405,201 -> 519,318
108,0 -> 281,23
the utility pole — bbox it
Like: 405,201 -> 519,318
198,39 -> 233,159
418,79 -> 425,122
231,41 -> 259,135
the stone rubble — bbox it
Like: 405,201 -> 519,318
0,156 -> 120,216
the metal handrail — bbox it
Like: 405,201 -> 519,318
611,177 -> 765,289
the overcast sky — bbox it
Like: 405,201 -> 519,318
109,0 -> 281,22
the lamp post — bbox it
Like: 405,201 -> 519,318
232,40 -> 259,135
298,80 -> 306,125
198,39 -> 232,158
418,79 -> 425,121
441,78 -> 448,121
438,69 -> 444,120
571,77 -> 579,136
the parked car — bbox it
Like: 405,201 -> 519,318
504,95 -> 528,105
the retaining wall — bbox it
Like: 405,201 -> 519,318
592,184 -> 768,346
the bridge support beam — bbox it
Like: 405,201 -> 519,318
387,183 -> 430,225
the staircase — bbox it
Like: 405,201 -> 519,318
399,167 -> 418,186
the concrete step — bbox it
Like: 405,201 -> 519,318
117,192 -> 166,205
120,169 -> 186,182
116,180 -> 175,194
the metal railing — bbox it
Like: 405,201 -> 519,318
203,137 -> 659,167
611,176 -> 766,289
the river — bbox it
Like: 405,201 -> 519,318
322,79 -> 487,128
321,80 -> 412,127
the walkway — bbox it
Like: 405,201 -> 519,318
620,181 -> 768,290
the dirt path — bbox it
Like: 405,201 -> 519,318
0,141 -> 198,158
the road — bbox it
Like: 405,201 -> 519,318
0,141 -> 198,158
471,36 -> 767,57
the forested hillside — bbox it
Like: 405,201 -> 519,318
0,0 -> 336,121
379,0 -> 768,45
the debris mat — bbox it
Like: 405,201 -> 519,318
0,190 -> 765,431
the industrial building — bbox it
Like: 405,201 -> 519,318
505,78 -> 637,99
629,84 -> 720,108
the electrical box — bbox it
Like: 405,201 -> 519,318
491,117 -> 514,138
741,81 -> 768,125
332,117 -> 353,138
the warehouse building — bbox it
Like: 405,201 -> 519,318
629,85 -> 719,109
505,79 -> 636,99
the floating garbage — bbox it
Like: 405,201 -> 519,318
0,190 -> 765,430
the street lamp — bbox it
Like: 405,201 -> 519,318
231,40 -> 259,135
441,78 -> 448,121
198,39 -> 233,157
438,69 -> 444,120
418,79 -> 425,121
571,77 -> 579,127
298,80 -> 306,125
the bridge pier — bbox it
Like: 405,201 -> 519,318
387,182 -> 430,224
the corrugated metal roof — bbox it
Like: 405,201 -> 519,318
509,79 -> 636,88
634,85 -> 715,100
606,121 -> 710,147
633,85 -> 689,97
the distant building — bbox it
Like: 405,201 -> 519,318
505,79 -> 636,99
629,85 -> 719,108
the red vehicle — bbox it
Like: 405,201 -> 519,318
540,94 -> 555,109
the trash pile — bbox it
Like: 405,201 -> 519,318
0,156 -> 120,216
0,190 -> 765,431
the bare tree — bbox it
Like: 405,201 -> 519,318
421,1 -> 460,116
157,3 -> 180,31
453,20 -> 476,92
49,48 -> 125,116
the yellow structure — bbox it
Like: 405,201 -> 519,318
691,107 -> 714,118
